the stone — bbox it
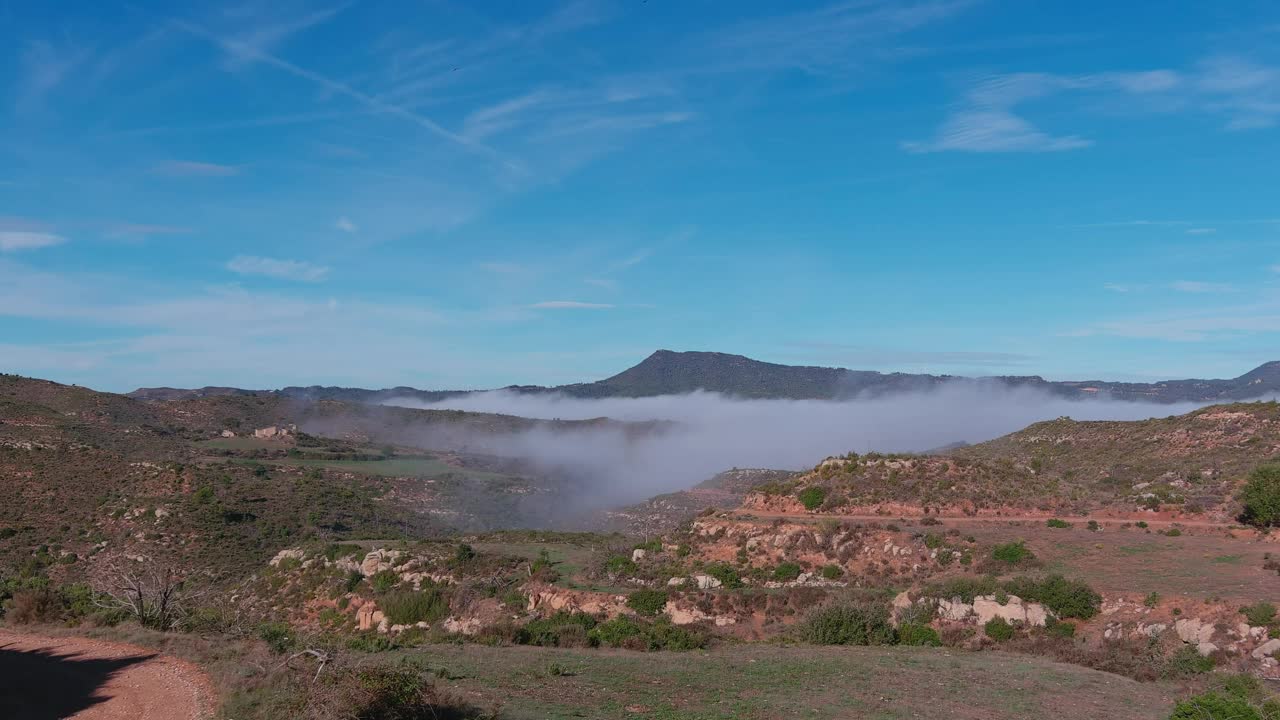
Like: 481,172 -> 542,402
1197,642 -> 1219,657
1251,638 -> 1280,660
1176,618 -> 1215,646
692,574 -> 722,590
667,577 -> 685,587
632,549 -> 646,562
937,599 -> 974,621
269,548 -> 305,567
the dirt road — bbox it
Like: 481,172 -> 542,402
0,630 -> 214,720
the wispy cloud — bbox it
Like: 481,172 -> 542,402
479,262 -> 529,275
105,224 -> 194,241
153,160 -> 240,177
220,4 -> 350,70
335,217 -> 358,233
0,231 -> 65,252
16,40 -> 92,113
1103,283 -> 1142,293
529,300 -> 614,309
1170,280 -> 1237,293
227,255 -> 330,282
1185,227 -> 1217,234
910,56 -> 1280,153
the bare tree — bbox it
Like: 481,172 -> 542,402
93,560 -> 201,630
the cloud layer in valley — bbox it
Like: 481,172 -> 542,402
382,385 -> 1236,516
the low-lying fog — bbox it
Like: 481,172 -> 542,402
383,384 -> 1218,513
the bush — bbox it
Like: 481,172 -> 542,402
924,575 -> 998,603
820,564 -> 843,580
626,589 -> 668,617
984,617 -> 1015,642
1045,518 -> 1071,529
1044,617 -> 1075,639
1169,692 -> 1261,720
370,570 -> 399,595
1086,520 -> 1100,532
773,563 -> 803,582
604,556 -> 637,576
519,612 -> 598,648
991,541 -> 1034,566
897,623 -> 941,647
1163,528 -> 1183,537
381,589 -> 449,625
322,543 -> 363,562
258,622 -> 296,654
1240,464 -> 1280,528
799,602 -> 896,646
1166,645 -> 1215,677
588,616 -> 706,651
1144,592 -> 1161,608
316,665 -> 485,720
797,487 -> 827,511
1241,602 -> 1277,626
1002,575 -> 1101,619
453,544 -> 475,563
704,563 -> 743,589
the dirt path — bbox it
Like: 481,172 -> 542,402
735,509 -> 1242,529
0,630 -> 214,720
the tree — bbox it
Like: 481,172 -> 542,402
93,560 -> 200,630
1239,464 -> 1280,528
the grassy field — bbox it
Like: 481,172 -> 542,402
382,643 -> 1180,720
236,455 -> 509,480
955,522 -> 1277,602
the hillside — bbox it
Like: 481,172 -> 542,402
745,400 -> 1280,518
129,350 -> 1280,403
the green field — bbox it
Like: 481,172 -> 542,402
238,455 -> 509,480
382,643 -> 1178,720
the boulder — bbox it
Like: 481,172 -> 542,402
1175,618 -> 1216,646
269,548 -> 305,567
1251,638 -> 1280,660
972,595 -> 1048,627
938,598 -> 974,621
692,574 -> 722,590
632,549 -> 646,562
1197,642 -> 1219,657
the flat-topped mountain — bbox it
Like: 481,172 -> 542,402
129,350 -> 1280,404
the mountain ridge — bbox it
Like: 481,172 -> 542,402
126,350 -> 1280,404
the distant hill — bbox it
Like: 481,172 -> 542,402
129,350 -> 1280,404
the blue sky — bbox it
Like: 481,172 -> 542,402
2,0 -> 1280,392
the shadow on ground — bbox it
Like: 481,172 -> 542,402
0,642 -> 155,720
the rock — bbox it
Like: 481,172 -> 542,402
1252,626 -> 1269,640
937,599 -> 974,621
1176,618 -> 1216,646
443,617 -> 481,635
667,577 -> 685,587
220,429 -> 236,438
1197,642 -> 1219,657
1251,638 -> 1280,659
891,591 -> 914,622
270,548 -> 305,567
692,574 -> 722,590
972,595 -> 1048,627
1142,623 -> 1168,637
361,549 -> 403,576
632,549 -> 646,562
356,604 -> 378,631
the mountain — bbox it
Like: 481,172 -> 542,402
128,351 -> 1280,404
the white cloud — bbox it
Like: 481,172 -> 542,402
1170,280 -> 1236,293
904,109 -> 1090,153
1104,283 -> 1138,293
335,216 -> 358,233
529,300 -> 614,309
1185,228 -> 1217,234
153,160 -> 239,177
0,231 -> 65,252
227,255 -> 330,282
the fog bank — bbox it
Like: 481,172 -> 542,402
382,384 -> 1220,512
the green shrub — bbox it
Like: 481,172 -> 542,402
1136,521 -> 1148,529
773,562 -> 803,581
820,564 -> 843,580
604,556 -> 637,576
704,563 -> 743,589
381,589 -> 448,625
1045,518 -> 1071,529
322,543 -> 363,561
1241,602 -> 1277,626
634,539 -> 662,552
1087,520 -> 1100,532
586,616 -> 705,651
897,623 -> 941,647
991,541 -> 1034,565
1044,617 -> 1075,639
1002,575 -> 1101,619
797,487 -> 827,511
924,575 -> 998,603
257,622 -> 295,654
1163,528 -> 1183,537
1166,645 -> 1215,677
520,611 -> 598,647
1240,464 -> 1280,528
454,543 -> 476,563
799,602 -> 896,646
984,617 -> 1014,641
1144,592 -> 1161,608
626,589 -> 668,617
342,570 -> 364,593
369,569 -> 399,594
1169,692 -> 1261,720
923,533 -> 945,549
